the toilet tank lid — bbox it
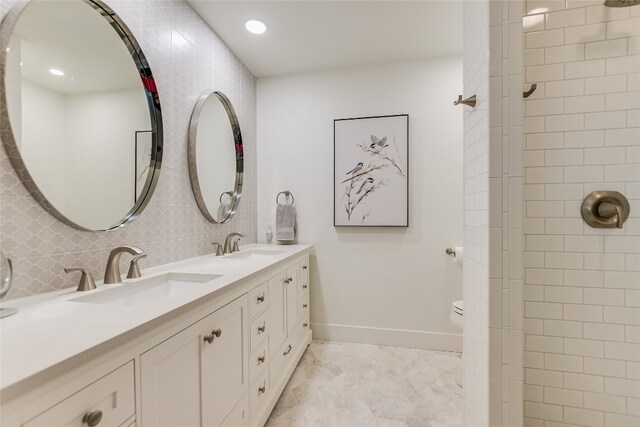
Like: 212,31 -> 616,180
452,300 -> 463,313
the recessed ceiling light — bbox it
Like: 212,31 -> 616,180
245,19 -> 267,35
49,68 -> 65,76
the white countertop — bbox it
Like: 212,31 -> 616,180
0,243 -> 311,394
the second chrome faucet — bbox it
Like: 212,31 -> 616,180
104,246 -> 146,284
212,232 -> 246,256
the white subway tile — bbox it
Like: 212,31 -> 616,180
605,164 -> 640,181
584,288 -> 625,306
526,301 -> 564,319
526,0 -> 565,15
563,407 -> 605,427
565,23 -> 606,44
526,284 -> 545,301
527,132 -> 565,149
546,44 -> 586,64
585,38 -> 628,59
584,147 -> 626,164
606,17 -> 640,40
528,200 -> 565,217
605,270 -> 640,288
527,235 -> 565,251
525,48 -> 546,66
545,148 -> 584,165
627,146 -> 640,163
525,401 -> 563,422
630,73 -> 640,91
584,253 -> 626,270
564,304 -> 603,322
607,55 -> 640,74
546,8 -> 586,30
605,413 -> 640,427
630,36 -> 640,55
565,338 -> 605,358
585,75 -> 627,94
525,318 -> 545,337
606,341 -> 640,361
584,322 -> 626,341
544,385 -> 584,407
564,372 -> 605,392
527,29 -> 566,49
605,376 -> 640,397
524,184 -> 546,200
626,290 -> 640,307
628,109 -> 640,127
566,0 -> 602,8
525,384 -> 544,402
627,325 -> 640,343
585,111 -> 627,129
607,91 -> 640,110
565,94 -> 605,113
525,116 -> 546,133
547,79 -> 586,98
527,268 -> 565,285
526,367 -> 564,387
527,98 -> 565,116
566,59 -> 606,79
627,254 -> 640,271
524,14 -> 546,33
584,356 -> 627,377
604,306 -> 640,325
564,165 -> 604,182
605,128 -> 640,147
528,63 -> 565,82
565,236 -> 604,253
565,130 -> 605,148
544,318 -> 584,336
629,396 -> 640,416
545,218 -> 584,234
546,252 -> 584,269
546,114 -> 585,131
525,251 -> 546,268
564,269 -> 604,287
586,5 -> 630,24
545,183 -> 584,200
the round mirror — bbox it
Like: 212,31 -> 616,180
188,92 -> 243,224
0,0 -> 162,231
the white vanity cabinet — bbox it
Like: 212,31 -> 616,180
140,295 -> 248,427
0,246 -> 312,427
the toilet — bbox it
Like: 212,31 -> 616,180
450,299 -> 463,387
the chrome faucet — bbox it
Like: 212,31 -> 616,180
104,246 -> 145,284
223,232 -> 246,254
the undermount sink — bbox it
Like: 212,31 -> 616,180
71,272 -> 222,307
227,249 -> 284,260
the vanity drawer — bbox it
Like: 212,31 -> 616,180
250,339 -> 269,385
250,370 -> 270,418
221,392 -> 249,427
269,335 -> 297,386
250,310 -> 269,352
248,281 -> 268,319
24,361 -> 135,427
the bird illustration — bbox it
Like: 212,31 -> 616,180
356,177 -> 374,194
369,135 -> 388,149
346,162 -> 364,175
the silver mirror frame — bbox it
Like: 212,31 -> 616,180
0,0 -> 163,231
188,91 -> 244,224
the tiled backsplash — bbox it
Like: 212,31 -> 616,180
522,1 -> 639,426
0,0 -> 257,299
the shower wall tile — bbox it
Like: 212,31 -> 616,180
523,1 -> 640,426
0,0 -> 257,299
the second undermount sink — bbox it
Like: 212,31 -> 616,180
227,249 -> 285,260
71,272 -> 222,307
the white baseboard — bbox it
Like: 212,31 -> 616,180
311,323 -> 462,352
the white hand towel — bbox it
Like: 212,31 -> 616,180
276,203 -> 296,241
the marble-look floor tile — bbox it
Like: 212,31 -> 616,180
266,340 -> 463,427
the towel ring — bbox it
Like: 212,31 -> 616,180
219,191 -> 234,203
276,190 -> 294,205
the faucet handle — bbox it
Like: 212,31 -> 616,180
232,237 -> 242,253
212,242 -> 223,256
65,267 -> 97,292
126,254 -> 147,279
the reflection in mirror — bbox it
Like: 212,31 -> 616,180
0,0 -> 162,231
188,92 -> 243,224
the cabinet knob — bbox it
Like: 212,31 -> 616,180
284,278 -> 290,284
82,410 -> 103,427
283,344 -> 292,356
204,328 -> 222,344
303,303 -> 308,309
258,354 -> 265,363
257,294 -> 265,303
303,284 -> 308,289
303,323 -> 308,328
258,323 -> 266,333
258,385 -> 266,394
302,265 -> 308,270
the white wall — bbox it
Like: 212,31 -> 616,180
521,2 -> 640,426
257,57 -> 464,351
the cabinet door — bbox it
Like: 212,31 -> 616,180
268,271 -> 286,356
201,295 -> 249,427
141,323 -> 203,427
285,263 -> 299,336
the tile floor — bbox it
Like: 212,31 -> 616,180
265,340 -> 463,427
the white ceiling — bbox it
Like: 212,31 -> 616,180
187,1 -> 463,78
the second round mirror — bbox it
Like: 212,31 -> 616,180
188,92 -> 243,224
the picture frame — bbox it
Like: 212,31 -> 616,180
334,114 -> 409,227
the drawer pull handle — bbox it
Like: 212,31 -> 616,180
303,323 -> 308,328
204,328 -> 222,344
258,354 -> 265,363
303,265 -> 308,270
258,385 -> 266,394
284,278 -> 291,284
303,304 -> 308,309
303,284 -> 308,289
258,323 -> 266,333
82,410 -> 103,426
283,344 -> 292,356
257,294 -> 265,303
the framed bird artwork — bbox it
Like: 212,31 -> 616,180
334,114 -> 409,227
